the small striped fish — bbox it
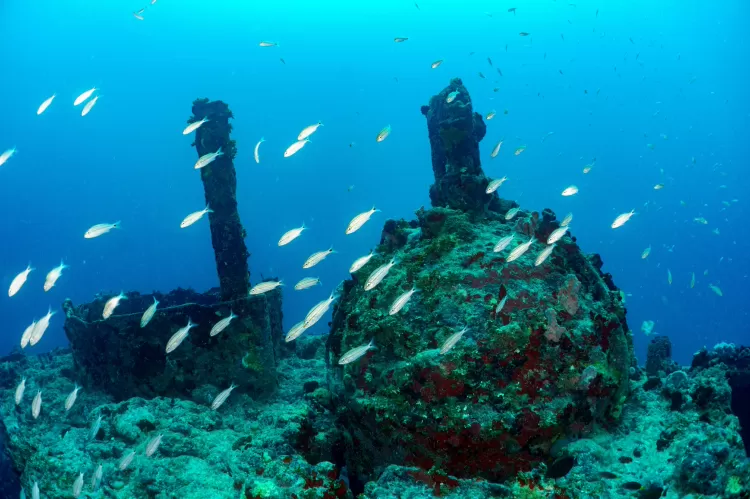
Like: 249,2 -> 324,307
364,258 -> 396,291
145,434 -> 163,456
505,207 -> 520,220
209,312 -> 237,337
31,391 -> 42,419
250,281 -> 283,295
285,321 -> 308,343
346,207 -> 379,235
506,237 -> 535,263
535,244 -> 556,266
547,226 -> 569,244
349,251 -> 375,273
118,450 -> 135,471
141,298 -> 159,328
389,287 -> 417,315
339,339 -> 376,365
211,383 -> 237,410
166,319 -> 197,353
278,224 -> 305,246
303,292 -> 337,329
303,248 -> 334,269
493,235 -> 515,253
294,277 -> 320,291
486,177 -> 507,193
440,327 -> 468,354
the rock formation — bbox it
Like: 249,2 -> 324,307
61,99 -> 282,401
328,78 -> 633,486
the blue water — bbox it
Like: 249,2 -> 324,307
0,0 -> 747,366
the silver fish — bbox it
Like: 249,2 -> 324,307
440,326 -> 468,354
141,298 -> 159,328
81,95 -> 99,116
493,235 -> 515,253
249,281 -> 283,295
389,287 -> 417,315
103,292 -> 127,319
20,320 -> 36,348
118,450 -> 135,470
278,224 -> 305,246
534,244 -> 556,266
364,258 -> 396,291
506,237 -> 535,262
303,248 -> 334,269
495,296 -> 508,315
505,207 -> 520,220
14,377 -> 25,405
194,147 -> 223,169
349,251 -> 375,273
37,94 -> 55,115
346,207 -> 379,235
31,390 -> 42,419
560,213 -> 573,227
486,176 -> 507,193
166,319 -> 197,353
209,312 -> 237,337
8,265 -> 34,297
285,321 -> 308,342
84,221 -> 120,239
91,464 -> 103,490
254,137 -> 265,163
145,434 -> 163,456
338,339 -> 376,365
547,226 -> 569,244
43,260 -> 68,292
180,205 -> 213,228
284,139 -> 310,158
65,384 -> 81,411
294,277 -> 321,290
298,122 -> 323,141
211,383 -> 237,410
72,473 -> 83,498
29,308 -> 55,346
182,117 -> 209,135
31,482 -> 39,499
73,87 -> 96,106
90,416 -> 102,440
303,292 -> 337,329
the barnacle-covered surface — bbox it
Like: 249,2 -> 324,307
62,288 -> 282,401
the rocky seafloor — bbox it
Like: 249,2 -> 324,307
1,337 -> 749,498
0,81 -> 748,498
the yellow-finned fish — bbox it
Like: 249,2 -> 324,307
654,183 -> 664,190
486,110 -> 496,120
21,321 -> 35,348
514,145 -> 526,156
32,390 -> 42,419
690,272 -> 695,289
376,125 -> 392,142
298,122 -> 323,141
29,308 -> 55,346
709,284 -> 723,296
14,377 -> 25,405
346,207 -> 380,235
431,59 -> 443,69
0,147 -> 17,167
65,384 -> 80,411
284,139 -> 310,158
446,90 -> 459,103
667,269 -> 672,285
561,185 -> 578,197
641,245 -> 651,259
259,41 -> 279,47
182,117 -> 209,135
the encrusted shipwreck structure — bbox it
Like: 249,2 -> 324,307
328,78 -> 633,487
62,99 -> 282,401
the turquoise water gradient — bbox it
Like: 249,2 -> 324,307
0,0 -> 748,363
